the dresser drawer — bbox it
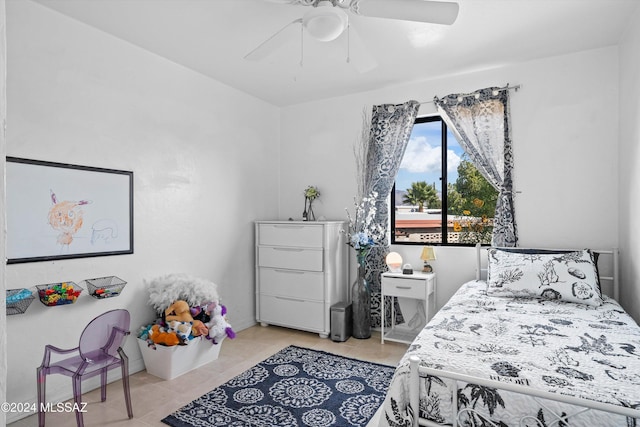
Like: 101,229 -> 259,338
258,268 -> 324,301
259,295 -> 324,331
258,246 -> 323,271
258,223 -> 323,248
382,276 -> 427,299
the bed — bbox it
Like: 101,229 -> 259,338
378,246 -> 640,427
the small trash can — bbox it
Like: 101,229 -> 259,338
330,302 -> 352,342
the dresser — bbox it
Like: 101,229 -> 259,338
255,220 -> 348,338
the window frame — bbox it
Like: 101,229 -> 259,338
390,115 -> 482,247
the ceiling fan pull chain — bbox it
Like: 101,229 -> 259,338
300,23 -> 305,67
346,21 -> 351,64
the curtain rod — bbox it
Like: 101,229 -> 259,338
420,84 -> 522,105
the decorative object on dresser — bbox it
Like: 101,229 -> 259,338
302,185 -> 320,221
420,246 -> 436,272
255,220 -> 348,338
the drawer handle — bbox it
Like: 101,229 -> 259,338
273,225 -> 305,229
395,286 -> 412,290
276,296 -> 305,303
274,269 -> 305,274
273,248 -> 304,252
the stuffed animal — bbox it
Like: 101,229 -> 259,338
206,304 -> 236,344
190,301 -> 216,324
149,324 -> 180,346
137,324 -> 153,341
167,320 -> 192,344
191,320 -> 209,337
165,300 -> 193,323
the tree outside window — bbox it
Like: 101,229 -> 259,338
391,116 -> 498,245
402,181 -> 441,212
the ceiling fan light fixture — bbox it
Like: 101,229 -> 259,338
303,3 -> 348,42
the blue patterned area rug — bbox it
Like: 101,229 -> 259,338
161,345 -> 395,427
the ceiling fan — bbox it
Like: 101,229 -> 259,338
244,0 -> 459,71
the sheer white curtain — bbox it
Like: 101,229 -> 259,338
361,100 -> 420,328
434,87 -> 517,247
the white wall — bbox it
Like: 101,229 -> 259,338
3,0 -> 637,421
280,47 -> 621,310
618,6 -> 640,322
1,0 -> 8,424
3,1 -> 279,421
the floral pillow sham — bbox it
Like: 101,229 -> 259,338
486,248 -> 603,306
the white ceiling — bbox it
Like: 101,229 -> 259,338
31,0 -> 639,107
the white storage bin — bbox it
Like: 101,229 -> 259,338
137,337 -> 222,380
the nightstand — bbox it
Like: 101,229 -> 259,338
381,271 -> 436,344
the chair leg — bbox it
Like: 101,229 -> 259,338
72,374 -> 84,427
100,369 -> 107,402
36,367 -> 46,427
118,348 -> 134,419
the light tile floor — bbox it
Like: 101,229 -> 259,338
10,325 -> 408,427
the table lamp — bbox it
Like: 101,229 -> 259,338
420,246 -> 436,273
385,252 -> 403,273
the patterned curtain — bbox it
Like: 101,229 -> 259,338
361,100 -> 420,328
434,87 -> 517,247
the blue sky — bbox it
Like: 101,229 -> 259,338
396,120 -> 464,194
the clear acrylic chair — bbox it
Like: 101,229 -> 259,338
37,309 -> 134,427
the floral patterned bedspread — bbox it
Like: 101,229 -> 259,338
379,280 -> 640,426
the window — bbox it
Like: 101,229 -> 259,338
391,116 -> 498,245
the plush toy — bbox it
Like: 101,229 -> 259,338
165,300 -> 194,323
191,320 -> 209,337
137,324 -> 153,341
167,320 -> 192,344
191,301 -> 216,324
206,304 -> 236,344
149,324 -> 180,346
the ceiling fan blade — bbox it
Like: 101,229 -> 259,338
265,0 -> 315,5
352,0 -> 459,25
244,18 -> 303,61
347,24 -> 378,73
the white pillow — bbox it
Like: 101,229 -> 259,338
486,248 -> 602,306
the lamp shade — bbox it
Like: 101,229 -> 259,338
302,3 -> 348,42
385,252 -> 403,273
420,246 -> 436,273
420,246 -> 436,261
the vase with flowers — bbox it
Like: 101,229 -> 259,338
303,186 -> 320,221
345,191 -> 384,339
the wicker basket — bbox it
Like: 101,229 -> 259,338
36,282 -> 83,306
6,289 -> 35,315
86,276 -> 127,299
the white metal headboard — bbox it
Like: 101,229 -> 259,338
475,243 -> 620,301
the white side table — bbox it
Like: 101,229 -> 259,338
381,271 -> 436,344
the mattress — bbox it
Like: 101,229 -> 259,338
379,280 -> 640,426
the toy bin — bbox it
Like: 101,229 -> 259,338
137,337 -> 222,380
36,282 -> 83,306
6,289 -> 35,315
86,276 -> 127,299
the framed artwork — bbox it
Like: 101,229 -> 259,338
6,157 -> 134,264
